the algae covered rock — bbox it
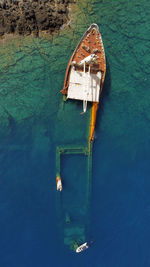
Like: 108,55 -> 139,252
0,36 -> 61,139
0,105 -> 11,137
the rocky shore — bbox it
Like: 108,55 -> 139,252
0,0 -> 74,37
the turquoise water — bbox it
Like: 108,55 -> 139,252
0,0 -> 150,266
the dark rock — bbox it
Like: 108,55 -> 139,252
0,30 -> 4,36
0,0 -> 74,37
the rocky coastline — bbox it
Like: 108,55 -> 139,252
0,0 -> 75,37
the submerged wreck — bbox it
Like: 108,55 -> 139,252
56,24 -> 106,253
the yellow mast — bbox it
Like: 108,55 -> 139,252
89,102 -> 99,144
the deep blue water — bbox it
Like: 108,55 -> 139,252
0,0 -> 150,266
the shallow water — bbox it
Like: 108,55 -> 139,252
0,0 -> 150,266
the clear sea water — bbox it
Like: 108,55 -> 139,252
0,0 -> 150,266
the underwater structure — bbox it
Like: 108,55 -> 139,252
55,24 -> 106,252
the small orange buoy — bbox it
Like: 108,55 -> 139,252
56,176 -> 62,191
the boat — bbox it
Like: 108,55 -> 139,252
55,23 -> 106,251
76,242 -> 89,253
61,23 -> 106,142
